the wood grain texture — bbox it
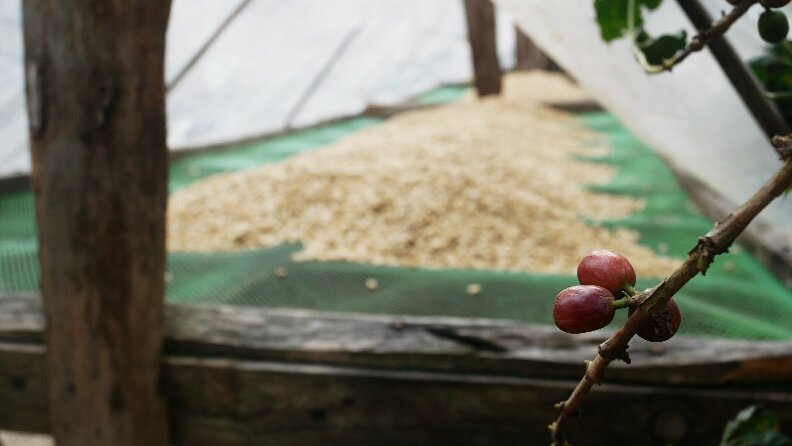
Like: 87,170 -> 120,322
463,0 -> 502,96
2,294 -> 792,386
166,357 -> 792,446
0,294 -> 791,444
162,304 -> 792,386
3,340 -> 791,445
20,1 -> 172,444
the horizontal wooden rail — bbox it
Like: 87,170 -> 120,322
1,293 -> 791,445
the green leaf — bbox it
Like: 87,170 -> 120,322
594,0 -> 664,42
724,431 -> 792,446
721,406 -> 792,446
642,0 -> 663,10
722,405 -> 775,440
595,0 -> 643,41
749,42 -> 792,126
635,29 -> 687,65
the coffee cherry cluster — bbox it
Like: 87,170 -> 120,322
552,250 -> 682,342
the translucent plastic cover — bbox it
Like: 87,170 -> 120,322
497,0 -> 792,233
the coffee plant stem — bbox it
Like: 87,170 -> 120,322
550,156 -> 792,445
656,0 -> 758,72
621,284 -> 641,297
610,295 -> 641,310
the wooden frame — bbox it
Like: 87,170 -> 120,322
1,293 -> 790,445
21,1 -> 172,443
464,0 -> 502,96
12,2 -> 792,445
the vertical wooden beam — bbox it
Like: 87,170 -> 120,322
514,27 -> 549,71
463,0 -> 502,96
21,1 -> 172,445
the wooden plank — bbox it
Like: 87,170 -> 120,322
20,1 -> 172,445
0,318 -> 789,445
2,294 -> 792,387
463,0 -> 502,96
514,26 -> 549,71
163,305 -> 792,386
165,357 -> 792,446
0,342 -> 48,434
0,175 -> 29,195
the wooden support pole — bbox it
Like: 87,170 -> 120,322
463,0 -> 502,96
514,27 -> 549,71
21,1 -> 172,445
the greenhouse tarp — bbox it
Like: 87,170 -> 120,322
0,0 -> 516,177
1,0 -> 789,236
498,0 -> 792,235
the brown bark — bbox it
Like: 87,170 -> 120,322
463,0 -> 502,96
514,27 -> 549,71
21,1 -> 172,445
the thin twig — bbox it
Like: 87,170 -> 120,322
646,0 -> 759,73
550,156 -> 792,445
772,134 -> 792,158
674,0 -> 789,139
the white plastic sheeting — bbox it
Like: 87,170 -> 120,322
0,0 -> 516,178
498,0 -> 792,233
167,0 -> 516,147
0,0 -> 249,177
0,1 -> 27,179
1,0 -> 788,233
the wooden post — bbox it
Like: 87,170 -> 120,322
463,0 -> 502,96
514,27 -> 549,71
21,1 -> 172,445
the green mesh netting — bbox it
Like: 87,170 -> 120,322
1,87 -> 791,340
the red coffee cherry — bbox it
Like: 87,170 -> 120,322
629,298 -> 682,342
553,285 -> 616,334
577,250 -> 637,295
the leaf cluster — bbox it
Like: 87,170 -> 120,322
721,406 -> 792,446
595,0 -> 686,66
